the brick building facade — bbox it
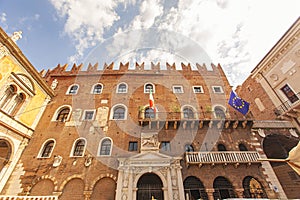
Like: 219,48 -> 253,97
1,61 -> 288,200
0,18 -> 300,199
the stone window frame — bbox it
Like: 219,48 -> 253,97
98,137 -> 113,156
144,82 -> 155,93
70,138 -> 87,157
116,82 -> 128,93
212,86 -> 224,94
82,109 -> 96,121
181,105 -> 198,119
51,105 -> 72,122
172,85 -> 184,94
37,139 -> 56,158
66,84 -> 79,95
192,85 -> 204,94
110,104 -> 127,120
91,83 -> 103,94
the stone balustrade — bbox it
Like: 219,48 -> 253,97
186,151 -> 260,166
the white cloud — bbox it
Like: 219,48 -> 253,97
50,0 -> 122,60
51,0 -> 299,86
0,13 -> 7,23
130,0 -> 163,29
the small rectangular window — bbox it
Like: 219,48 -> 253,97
173,86 -> 183,93
128,141 -> 138,151
161,141 -> 171,151
193,86 -> 204,93
212,86 -> 223,93
83,110 -> 95,121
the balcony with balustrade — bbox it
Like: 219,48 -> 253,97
0,196 -> 58,200
185,151 -> 261,167
138,110 -> 253,130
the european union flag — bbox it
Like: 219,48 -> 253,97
228,91 -> 250,115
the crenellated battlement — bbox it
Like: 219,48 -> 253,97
41,62 -> 226,78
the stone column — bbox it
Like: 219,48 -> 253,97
83,190 -> 92,200
176,163 -> 185,200
206,188 -> 215,200
167,168 -> 173,199
128,169 -> 133,200
235,188 -> 244,198
115,169 -> 124,200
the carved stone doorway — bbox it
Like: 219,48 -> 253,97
137,173 -> 163,200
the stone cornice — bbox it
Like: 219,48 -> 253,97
0,28 -> 54,98
251,17 -> 300,80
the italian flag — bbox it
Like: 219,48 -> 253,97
149,90 -> 155,111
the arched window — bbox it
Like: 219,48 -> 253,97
217,144 -> 227,151
213,176 -> 236,199
183,108 -> 194,119
0,139 -> 12,171
145,107 -> 155,119
184,176 -> 208,200
92,84 -> 103,94
111,105 -> 126,120
243,176 -> 267,198
99,138 -> 112,156
185,144 -> 194,152
39,140 -> 55,158
144,83 -> 155,93
67,84 -> 79,95
117,83 -> 127,93
0,85 -> 16,109
71,139 -> 86,157
239,143 -> 248,151
214,106 -> 226,119
56,108 -> 70,122
9,93 -> 26,115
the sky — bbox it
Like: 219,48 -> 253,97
0,0 -> 299,86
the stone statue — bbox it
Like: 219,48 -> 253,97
141,134 -> 159,147
10,31 -> 22,43
51,79 -> 58,90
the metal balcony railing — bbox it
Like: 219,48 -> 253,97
0,196 -> 58,200
275,92 -> 300,115
185,151 -> 260,166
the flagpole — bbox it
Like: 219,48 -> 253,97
258,158 -> 287,162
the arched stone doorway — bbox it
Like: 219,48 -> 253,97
137,173 -> 163,200
213,176 -> 236,200
183,176 -> 208,200
0,139 -> 12,171
242,176 -> 267,198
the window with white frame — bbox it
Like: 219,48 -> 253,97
38,139 -> 55,158
56,107 -> 70,122
82,110 -> 96,121
117,83 -> 127,93
67,84 -> 79,95
144,83 -> 155,93
111,104 -> 127,120
0,84 -> 26,115
71,138 -> 86,157
92,83 -> 103,94
214,106 -> 226,119
193,86 -> 204,93
173,85 -> 184,93
212,86 -> 224,93
161,141 -> 171,151
99,138 -> 112,156
183,107 -> 194,119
